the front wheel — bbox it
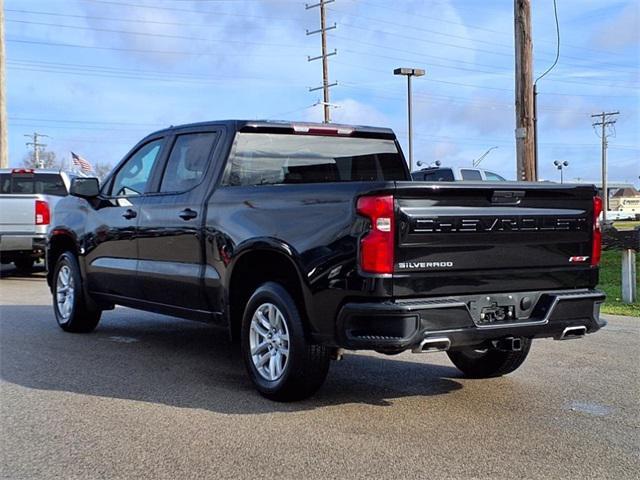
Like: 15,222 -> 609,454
241,282 -> 331,401
447,338 -> 532,378
53,252 -> 101,333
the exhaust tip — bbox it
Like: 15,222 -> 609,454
412,337 -> 451,353
559,325 -> 587,340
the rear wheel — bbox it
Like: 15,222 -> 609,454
447,338 -> 532,378
53,252 -> 101,333
241,282 -> 331,401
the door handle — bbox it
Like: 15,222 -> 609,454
179,208 -> 198,221
122,209 -> 137,220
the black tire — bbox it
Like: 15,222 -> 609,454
241,282 -> 331,401
52,252 -> 101,333
14,256 -> 34,272
447,338 -> 532,378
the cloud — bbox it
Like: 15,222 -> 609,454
590,3 -> 640,50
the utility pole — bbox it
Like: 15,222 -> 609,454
0,0 -> 8,168
514,0 -> 536,181
24,132 -> 49,168
306,0 -> 337,123
591,111 -> 619,222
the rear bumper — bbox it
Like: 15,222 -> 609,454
336,289 -> 606,351
0,233 -> 46,255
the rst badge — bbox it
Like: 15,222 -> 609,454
569,256 -> 590,263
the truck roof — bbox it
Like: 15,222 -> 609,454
145,120 -> 396,139
0,168 -> 72,175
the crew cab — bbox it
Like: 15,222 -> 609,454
0,169 -> 72,271
47,120 -> 605,401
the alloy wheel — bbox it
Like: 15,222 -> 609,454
56,265 -> 75,320
249,302 -> 290,381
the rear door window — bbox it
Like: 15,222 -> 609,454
159,132 -> 218,193
460,169 -> 482,180
0,173 -> 68,196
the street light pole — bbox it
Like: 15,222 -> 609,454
394,67 -> 425,172
553,160 -> 568,184
473,146 -> 499,167
407,74 -> 413,171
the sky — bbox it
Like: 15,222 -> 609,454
4,0 -> 639,184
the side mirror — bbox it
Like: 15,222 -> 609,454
70,177 -> 100,198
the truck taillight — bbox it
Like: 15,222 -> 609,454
591,196 -> 602,266
357,195 -> 395,274
35,200 -> 50,226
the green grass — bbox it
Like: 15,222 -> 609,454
598,249 -> 640,317
612,220 -> 640,231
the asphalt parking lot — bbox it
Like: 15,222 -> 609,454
1,265 -> 638,479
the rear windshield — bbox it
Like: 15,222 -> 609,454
222,133 -> 407,186
0,173 -> 68,196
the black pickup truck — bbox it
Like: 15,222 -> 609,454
47,120 -> 605,401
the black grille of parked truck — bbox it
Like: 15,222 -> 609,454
46,120 -> 605,401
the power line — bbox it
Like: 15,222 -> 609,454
330,6 -> 636,71
533,0 -> 561,176
5,18 -> 308,50
81,0 -> 306,22
9,56 -> 635,100
337,47 -> 637,89
331,23 -> 637,79
535,0 -> 560,84
10,116 -> 163,126
350,0 -> 630,59
338,83 -> 597,115
6,60 -> 309,87
332,60 -> 639,97
6,38 -> 302,58
79,0 -> 632,69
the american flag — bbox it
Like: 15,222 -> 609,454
71,152 -> 93,173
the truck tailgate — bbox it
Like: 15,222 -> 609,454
393,182 -> 598,297
0,195 -> 36,232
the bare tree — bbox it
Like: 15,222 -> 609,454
93,161 -> 113,181
22,150 -> 59,169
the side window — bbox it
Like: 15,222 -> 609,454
485,171 -> 506,181
460,169 -> 482,181
159,132 -> 217,193
110,139 -> 163,197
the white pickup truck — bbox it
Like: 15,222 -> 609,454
0,169 -> 74,271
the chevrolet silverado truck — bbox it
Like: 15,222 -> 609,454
0,169 -> 72,271
46,120 -> 606,401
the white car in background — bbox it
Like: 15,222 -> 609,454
411,166 -> 507,182
0,169 -> 75,271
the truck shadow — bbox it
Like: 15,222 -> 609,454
0,305 -> 464,414
0,264 -> 46,280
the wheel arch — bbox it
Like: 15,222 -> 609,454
226,240 -> 311,343
47,229 -> 79,289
